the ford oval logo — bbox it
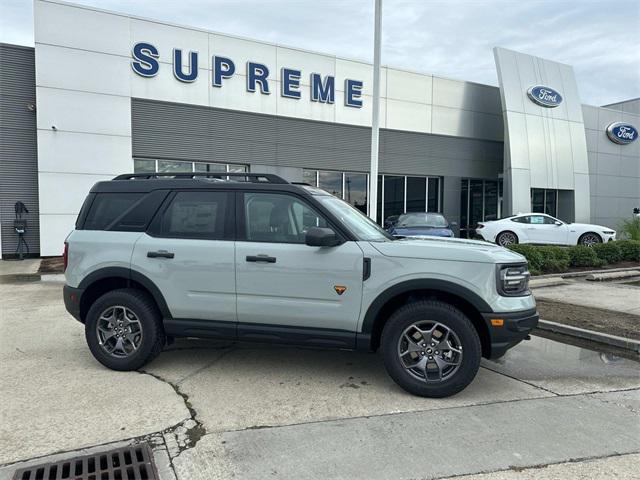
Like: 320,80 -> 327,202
606,122 -> 638,145
527,85 -> 563,108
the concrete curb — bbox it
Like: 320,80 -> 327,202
537,319 -> 640,354
586,271 -> 640,281
534,267 -> 640,281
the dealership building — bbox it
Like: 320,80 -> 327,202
0,0 -> 638,257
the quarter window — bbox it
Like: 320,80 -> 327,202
83,193 -> 143,230
160,191 -> 229,239
243,193 -> 328,243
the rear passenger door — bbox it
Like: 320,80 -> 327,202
131,190 -> 236,332
234,191 -> 364,345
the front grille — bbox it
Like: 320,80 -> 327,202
12,444 -> 158,480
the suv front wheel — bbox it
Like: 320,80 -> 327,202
381,300 -> 481,397
85,288 -> 165,371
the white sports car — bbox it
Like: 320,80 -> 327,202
476,213 -> 616,247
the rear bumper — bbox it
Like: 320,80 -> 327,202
483,308 -> 539,359
63,284 -> 84,322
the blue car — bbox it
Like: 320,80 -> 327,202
385,212 -> 456,238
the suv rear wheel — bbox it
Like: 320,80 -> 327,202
85,288 -> 165,371
381,300 -> 481,397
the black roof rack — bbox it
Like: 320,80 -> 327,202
113,172 -> 288,184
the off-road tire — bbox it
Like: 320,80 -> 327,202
85,288 -> 165,371
381,300 -> 482,398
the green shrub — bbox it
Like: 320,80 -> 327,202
537,246 -> 570,273
568,245 -> 604,268
616,240 -> 640,262
508,244 -> 544,273
592,242 -> 622,264
618,217 -> 640,241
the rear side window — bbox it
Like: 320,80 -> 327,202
83,193 -> 143,230
159,191 -> 229,239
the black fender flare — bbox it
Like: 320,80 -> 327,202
78,266 -> 172,319
361,278 -> 493,334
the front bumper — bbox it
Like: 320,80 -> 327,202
482,308 -> 539,359
63,284 -> 84,322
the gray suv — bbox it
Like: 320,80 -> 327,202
63,172 -> 538,397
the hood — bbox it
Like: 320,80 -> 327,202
391,226 -> 453,237
370,236 -> 526,264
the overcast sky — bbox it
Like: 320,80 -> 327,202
1,0 -> 639,106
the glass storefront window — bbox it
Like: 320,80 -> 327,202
484,180 -> 498,221
133,159 -> 155,173
531,189 -> 545,213
406,177 -> 426,212
318,170 -> 343,197
428,177 -> 439,212
545,189 -> 557,217
158,160 -> 192,173
383,176 -> 405,222
344,172 -> 368,214
302,169 -> 318,187
194,163 -> 226,173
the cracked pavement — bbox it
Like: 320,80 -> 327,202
1,274 -> 639,479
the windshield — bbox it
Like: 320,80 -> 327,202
317,196 -> 393,242
397,213 -> 448,228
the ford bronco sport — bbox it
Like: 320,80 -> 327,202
63,172 -> 538,398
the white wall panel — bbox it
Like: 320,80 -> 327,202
37,130 -> 133,175
335,93 -> 386,128
210,71 -> 277,115
276,88 -> 335,123
276,47 -> 335,87
569,122 -> 589,174
36,44 -> 131,97
36,87 -> 131,136
211,34 -> 276,74
39,214 -> 78,256
387,69 -> 431,104
386,99 -> 430,133
34,0 -> 130,56
431,105 -> 473,138
38,172 -> 113,215
130,63 -> 209,106
131,18 -> 209,69
335,59 -> 387,97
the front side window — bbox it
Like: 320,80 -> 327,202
244,193 -> 328,243
160,191 -> 228,239
529,215 -> 545,225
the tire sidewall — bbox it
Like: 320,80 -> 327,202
85,289 -> 163,371
381,301 -> 481,397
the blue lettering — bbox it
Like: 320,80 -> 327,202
173,49 -> 198,83
212,56 -> 235,87
281,68 -> 301,99
345,79 -> 363,107
310,73 -> 335,103
247,62 -> 270,94
131,42 -> 159,77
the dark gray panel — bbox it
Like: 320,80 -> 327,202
132,99 -> 503,180
0,44 -> 39,257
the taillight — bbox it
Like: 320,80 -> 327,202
63,242 -> 69,272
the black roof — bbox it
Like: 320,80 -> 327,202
90,172 -> 323,195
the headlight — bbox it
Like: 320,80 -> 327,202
497,264 -> 530,297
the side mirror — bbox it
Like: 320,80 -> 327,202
450,221 -> 458,227
305,227 -> 341,247
554,221 -> 562,226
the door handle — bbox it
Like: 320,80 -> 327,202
246,254 -> 276,263
147,250 -> 175,259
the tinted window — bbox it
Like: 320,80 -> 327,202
160,191 -> 228,239
244,193 -> 327,243
511,216 -> 529,224
397,213 -> 448,228
83,193 -> 143,230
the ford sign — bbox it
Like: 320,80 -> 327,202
527,85 -> 563,108
606,122 -> 638,145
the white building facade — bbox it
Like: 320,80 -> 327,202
0,0 -> 638,257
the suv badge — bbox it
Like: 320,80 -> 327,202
334,285 -> 347,295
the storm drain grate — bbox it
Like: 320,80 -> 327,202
12,444 -> 158,480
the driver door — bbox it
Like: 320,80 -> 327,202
526,215 -> 567,244
234,191 -> 364,344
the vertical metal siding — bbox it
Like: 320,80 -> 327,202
131,99 -> 503,179
0,44 -> 40,257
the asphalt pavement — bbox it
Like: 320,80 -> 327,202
0,268 -> 638,479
